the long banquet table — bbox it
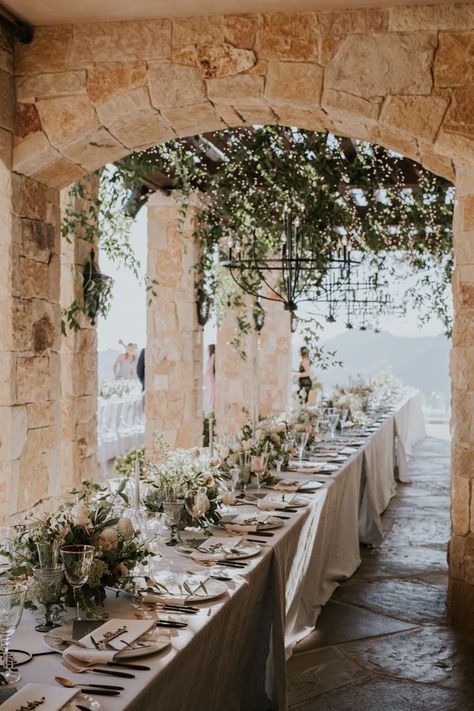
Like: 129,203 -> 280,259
12,389 -> 425,711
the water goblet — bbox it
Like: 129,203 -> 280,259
325,409 -> 340,440
184,487 -> 210,521
274,458 -> 283,475
36,540 -> 60,569
251,454 -> 269,490
60,544 -> 95,621
33,567 -> 64,632
163,487 -> 185,546
238,452 -> 251,497
0,582 -> 27,684
339,408 -> 349,436
295,431 -> 309,467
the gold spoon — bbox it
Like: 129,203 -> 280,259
55,675 -> 124,692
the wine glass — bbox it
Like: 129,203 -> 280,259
36,540 -> 60,569
251,454 -> 269,490
184,487 -> 210,521
33,567 -> 64,632
0,582 -> 27,684
238,452 -> 251,497
295,431 -> 309,467
60,544 -> 95,621
274,457 -> 283,475
162,486 -> 185,547
339,408 -> 349,436
325,409 -> 339,440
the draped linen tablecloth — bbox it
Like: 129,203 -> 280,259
12,390 -> 425,711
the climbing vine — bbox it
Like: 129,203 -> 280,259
61,127 -> 454,357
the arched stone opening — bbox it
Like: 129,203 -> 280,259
5,5 -> 474,628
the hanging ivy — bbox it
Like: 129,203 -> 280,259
61,127 -> 454,358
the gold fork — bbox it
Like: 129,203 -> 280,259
62,659 -> 93,674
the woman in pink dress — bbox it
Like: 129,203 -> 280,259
204,344 -> 216,412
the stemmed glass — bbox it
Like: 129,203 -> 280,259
238,452 -> 251,497
36,540 -> 60,569
295,431 -> 309,467
33,567 -> 64,632
184,487 -> 210,521
162,486 -> 185,547
251,454 -> 269,490
325,409 -> 340,440
0,582 -> 27,684
60,544 -> 95,621
339,408 -> 349,436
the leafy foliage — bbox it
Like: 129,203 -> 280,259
61,127 -> 454,356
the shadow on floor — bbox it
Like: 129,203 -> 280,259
287,436 -> 474,711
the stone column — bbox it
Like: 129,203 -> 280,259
449,165 -> 474,631
59,177 -> 99,491
258,301 -> 292,418
215,295 -> 292,435
145,192 -> 203,452
215,298 -> 255,436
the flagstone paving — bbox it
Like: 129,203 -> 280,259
287,435 -> 474,710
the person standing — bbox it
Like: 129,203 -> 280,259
137,348 -> 145,391
298,346 -> 312,404
113,340 -> 138,380
204,344 -> 216,412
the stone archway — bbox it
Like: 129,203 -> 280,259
4,4 -> 474,628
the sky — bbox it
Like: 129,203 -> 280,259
97,210 -> 448,353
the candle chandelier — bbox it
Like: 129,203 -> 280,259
222,211 -> 360,314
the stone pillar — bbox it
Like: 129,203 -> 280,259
4,171 -> 62,519
449,165 -> 474,631
145,192 -> 203,452
59,178 -> 98,490
258,301 -> 292,418
215,298 -> 255,436
215,295 -> 292,434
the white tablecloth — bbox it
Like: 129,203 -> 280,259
97,387 -> 145,464
13,390 -> 425,711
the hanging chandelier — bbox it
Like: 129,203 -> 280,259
222,211 -> 360,314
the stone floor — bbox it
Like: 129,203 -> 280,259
287,435 -> 474,710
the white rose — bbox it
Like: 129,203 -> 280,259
116,562 -> 129,577
98,527 -> 119,551
208,456 -> 221,469
255,429 -> 263,441
272,423 -> 286,434
117,517 -> 134,539
202,473 -> 215,487
70,503 -> 91,529
190,447 -> 201,460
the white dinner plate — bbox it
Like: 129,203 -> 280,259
176,542 -> 261,560
148,574 -> 228,604
43,623 -> 171,658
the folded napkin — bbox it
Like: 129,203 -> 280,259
257,492 -> 295,510
225,512 -> 271,533
273,480 -> 300,492
65,618 -> 154,664
191,536 -> 242,562
0,684 -> 78,711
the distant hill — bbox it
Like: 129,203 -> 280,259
317,330 -> 451,408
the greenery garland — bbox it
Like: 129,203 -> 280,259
61,127 -> 454,357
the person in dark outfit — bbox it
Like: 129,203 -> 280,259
137,348 -> 145,391
298,346 -> 312,403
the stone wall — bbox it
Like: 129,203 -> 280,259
145,192 -> 203,452
258,301 -> 292,419
7,1 -> 474,620
59,178 -> 98,491
13,5 -> 474,185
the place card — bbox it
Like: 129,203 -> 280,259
0,684 -> 78,711
260,492 -> 296,506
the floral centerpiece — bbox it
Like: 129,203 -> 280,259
5,481 -> 152,614
147,436 -> 223,528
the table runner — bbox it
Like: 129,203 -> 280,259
12,389 -> 425,711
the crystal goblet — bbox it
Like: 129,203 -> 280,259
60,544 -> 95,621
0,582 -> 27,684
33,566 -> 63,632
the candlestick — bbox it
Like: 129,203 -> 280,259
134,455 -> 140,510
209,416 -> 214,457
